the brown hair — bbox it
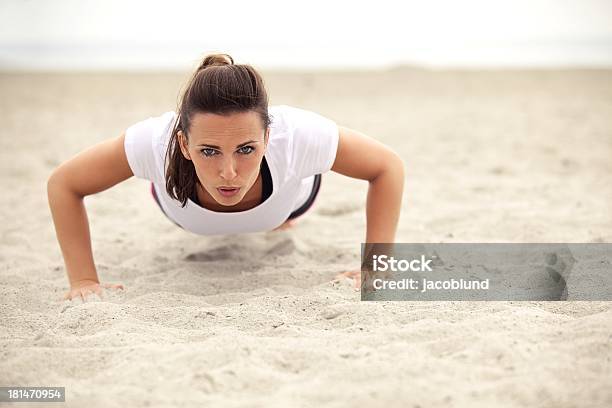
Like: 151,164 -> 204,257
164,53 -> 272,207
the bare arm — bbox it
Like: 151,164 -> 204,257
330,126 -> 405,289
47,132 -> 134,289
331,126 -> 405,243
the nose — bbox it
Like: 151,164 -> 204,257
219,155 -> 238,181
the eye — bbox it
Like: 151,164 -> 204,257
200,148 -> 218,157
238,146 -> 254,155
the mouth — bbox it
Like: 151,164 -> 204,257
217,187 -> 241,197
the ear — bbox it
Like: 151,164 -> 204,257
178,130 -> 192,161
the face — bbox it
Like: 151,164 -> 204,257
178,110 -> 269,207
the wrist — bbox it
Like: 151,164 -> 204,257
70,278 -> 100,288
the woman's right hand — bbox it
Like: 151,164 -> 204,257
63,279 -> 124,302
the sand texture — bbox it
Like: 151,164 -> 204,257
1,68 -> 611,407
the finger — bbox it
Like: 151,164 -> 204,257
86,288 -> 96,299
333,271 -> 358,280
103,283 -> 124,290
81,288 -> 93,302
95,287 -> 104,300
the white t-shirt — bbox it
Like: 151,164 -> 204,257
124,105 -> 339,235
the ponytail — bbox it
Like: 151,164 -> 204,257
197,53 -> 234,70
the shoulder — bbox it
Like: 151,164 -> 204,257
268,104 -> 337,147
125,111 -> 177,144
268,105 -> 339,179
152,111 -> 178,144
124,111 -> 177,182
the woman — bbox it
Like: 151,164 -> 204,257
47,53 -> 405,301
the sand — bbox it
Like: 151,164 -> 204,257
1,68 -> 611,407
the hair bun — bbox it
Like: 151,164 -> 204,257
198,53 -> 234,71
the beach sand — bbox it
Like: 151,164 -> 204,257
1,68 -> 611,407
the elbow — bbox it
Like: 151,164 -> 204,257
47,166 -> 65,188
46,169 -> 62,201
374,151 -> 405,183
391,152 -> 405,180
390,153 -> 405,193
47,168 -> 72,201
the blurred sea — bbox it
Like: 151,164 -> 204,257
2,40 -> 612,71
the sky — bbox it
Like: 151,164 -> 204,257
1,0 -> 611,70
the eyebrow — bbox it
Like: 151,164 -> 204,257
196,140 -> 258,149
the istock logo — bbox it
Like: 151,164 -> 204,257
372,254 -> 433,272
